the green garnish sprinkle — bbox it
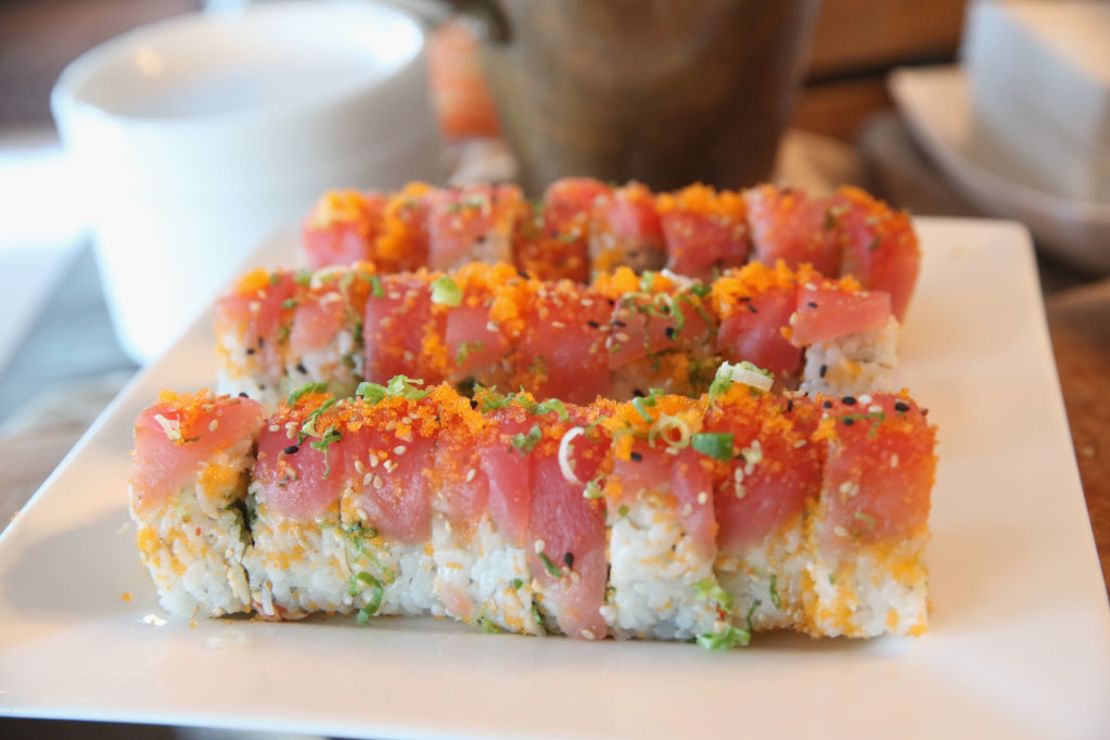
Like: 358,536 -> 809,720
583,479 -> 603,500
477,615 -> 502,634
511,424 -> 542,454
697,625 -> 751,651
298,398 -> 336,442
691,432 -> 734,461
281,298 -> 298,310
631,396 -> 653,423
745,599 -> 761,633
538,551 -> 562,578
853,511 -> 876,531
294,270 -> 312,287
368,273 -> 384,298
350,572 -> 383,624
288,381 -> 328,406
769,573 -> 781,609
532,398 -> 569,421
510,578 -> 524,590
618,504 -> 630,517
430,275 -> 463,306
357,375 -> 430,404
694,578 -> 734,612
455,340 -> 485,365
308,425 -> 342,477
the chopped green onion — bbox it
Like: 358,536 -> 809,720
281,298 -> 298,310
640,272 -> 656,292
351,572 -> 383,623
853,511 -> 876,531
510,578 -> 524,590
631,396 -> 653,423
688,282 -> 711,298
476,615 -> 502,634
288,381 -> 328,406
431,276 -> 463,306
691,432 -> 734,461
511,424 -> 542,454
694,578 -> 734,612
309,425 -> 342,477
744,599 -> 761,633
532,398 -> 569,421
294,270 -> 313,286
769,573 -> 781,609
368,274 -> 384,298
357,382 -> 387,404
583,478 -> 603,500
455,340 -> 485,366
297,398 -> 336,442
538,551 -> 562,578
697,625 -> 751,650
618,504 -> 629,517
648,414 -> 691,450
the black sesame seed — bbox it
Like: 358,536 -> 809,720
245,348 -> 256,355
786,399 -> 794,413
587,320 -> 601,328
258,336 -> 266,348
630,452 -> 643,462
807,301 -> 818,309
841,396 -> 857,405
296,362 -> 308,374
843,417 -> 855,426
633,389 -> 646,398
894,401 -> 910,413
739,296 -> 752,302
614,320 -> 627,328
823,400 -> 834,409
665,326 -> 676,340
238,392 -> 249,398
563,552 -> 574,568
922,408 -> 930,417
747,303 -> 759,314
284,445 -> 300,455
819,364 -> 828,378
518,270 -> 531,280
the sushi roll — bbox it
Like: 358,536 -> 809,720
130,379 -> 937,645
215,260 -> 899,408
300,180 -> 921,318
129,390 -> 265,617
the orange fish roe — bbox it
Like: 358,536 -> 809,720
307,190 -> 375,230
837,186 -> 918,254
709,260 -> 860,321
153,389 -> 238,445
601,393 -> 706,461
375,182 -> 433,269
231,268 -> 277,297
656,183 -> 747,221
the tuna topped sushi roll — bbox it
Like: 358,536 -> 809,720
129,390 -> 265,617
130,378 -> 937,645
216,260 -> 900,408
300,179 -> 921,318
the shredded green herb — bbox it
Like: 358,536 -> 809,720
430,275 -> 463,306
455,340 -> 485,366
298,398 -> 336,442
511,424 -> 542,454
744,599 -> 761,633
309,425 -> 342,477
769,573 -> 781,609
357,375 -> 430,404
350,571 -> 383,624
281,298 -> 298,310
510,578 -> 524,590
477,615 -> 502,634
694,578 -> 734,612
697,625 -> 751,650
691,432 -> 734,461
368,273 -> 384,298
294,270 -> 313,287
538,551 -> 562,578
631,396 -> 654,423
288,381 -> 328,406
583,478 -> 603,500
532,398 -> 569,421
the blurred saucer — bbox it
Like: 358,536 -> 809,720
890,65 -> 1110,274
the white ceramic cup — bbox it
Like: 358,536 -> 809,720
52,0 -> 443,364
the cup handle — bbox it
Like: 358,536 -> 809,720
388,0 -> 510,42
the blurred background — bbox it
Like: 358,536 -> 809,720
0,0 -> 1106,735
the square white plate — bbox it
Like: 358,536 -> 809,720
2,218 -> 1108,739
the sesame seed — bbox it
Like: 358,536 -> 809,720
284,445 -> 299,455
833,525 -> 849,538
697,492 -> 709,505
564,552 -> 574,568
372,475 -> 384,490
630,452 -> 643,462
581,629 -> 596,640
858,394 -> 872,404
363,473 -> 373,486
465,468 -> 476,482
616,332 -> 630,343
868,404 -> 883,414
681,503 -> 693,517
819,364 -> 828,378
393,445 -> 407,455
841,396 -> 857,405
208,419 -> 219,431
839,480 -> 860,497
890,454 -> 900,469
534,539 -> 545,554
894,401 -> 910,413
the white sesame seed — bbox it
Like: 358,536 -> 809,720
839,480 -> 860,497
890,454 -> 900,469
834,525 -> 849,538
534,539 -> 545,554
551,321 -> 566,328
697,492 -> 709,505
616,332 -> 630,343
681,503 -> 693,517
581,629 -> 596,640
372,475 -> 384,490
268,424 -> 280,432
208,419 -> 219,431
384,460 -> 398,473
369,455 -> 379,468
362,473 -> 373,486
354,459 -> 365,474
793,439 -> 807,448
465,468 -> 476,482
393,445 -> 407,455
858,394 -> 872,404
868,404 -> 883,414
